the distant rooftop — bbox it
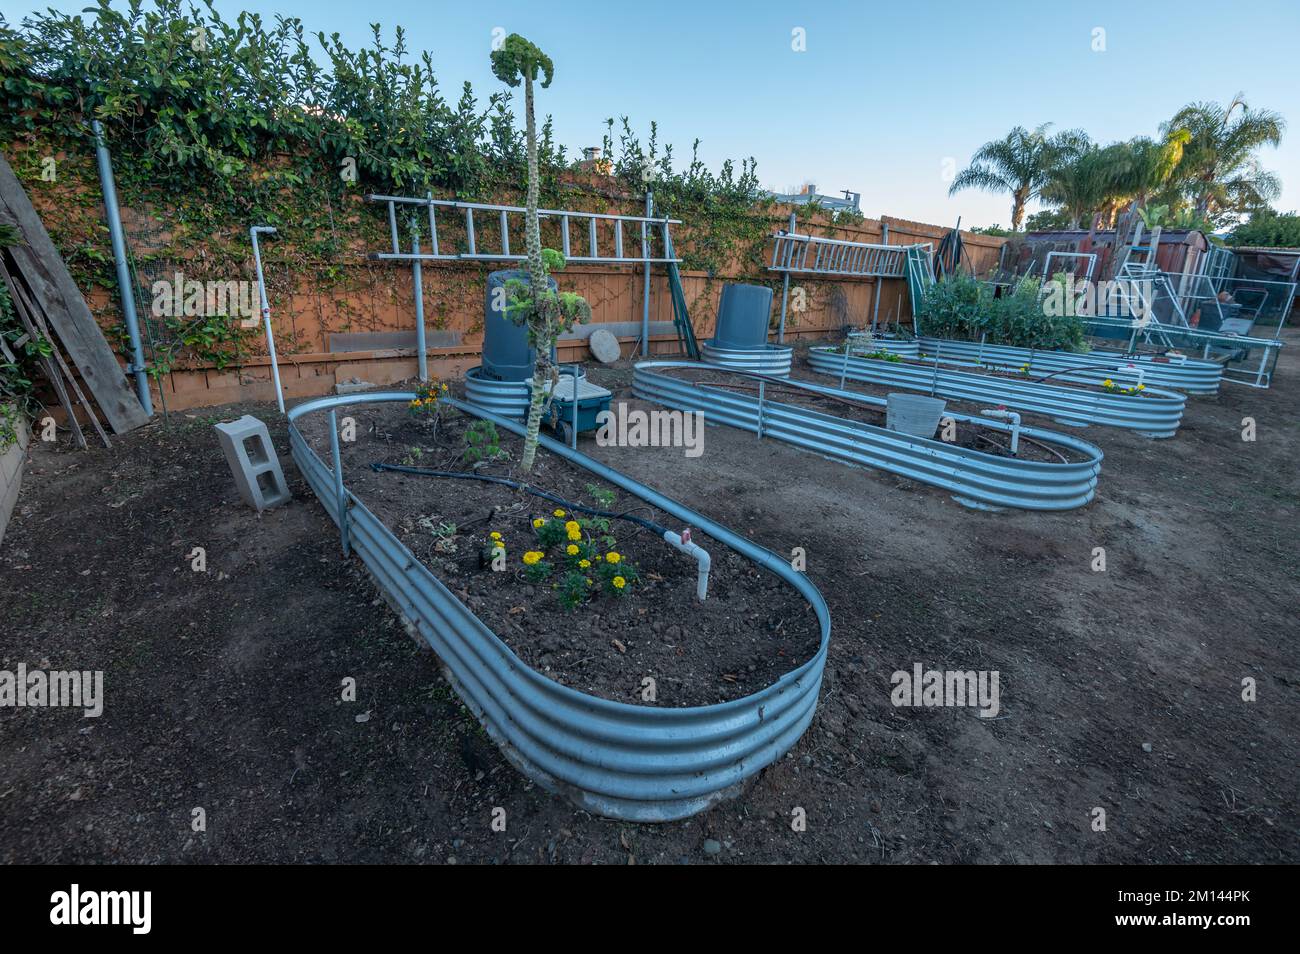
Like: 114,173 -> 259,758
764,184 -> 861,212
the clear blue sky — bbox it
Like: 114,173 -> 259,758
7,0 -> 1298,227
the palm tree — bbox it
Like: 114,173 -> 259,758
490,34 -> 589,472
1111,132 -> 1190,209
949,124 -> 1087,231
1162,96 -> 1285,223
1040,143 -> 1130,229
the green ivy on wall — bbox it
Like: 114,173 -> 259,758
0,0 -> 841,376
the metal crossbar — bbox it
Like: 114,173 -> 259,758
365,193 -> 682,265
1083,316 -> 1284,388
1042,251 -> 1097,283
768,231 -> 911,278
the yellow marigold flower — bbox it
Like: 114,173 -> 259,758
605,552 -> 621,564
1137,383 -> 1145,390
566,544 -> 579,556
613,576 -> 626,589
578,559 -> 591,569
532,518 -> 545,528
564,520 -> 580,533
522,551 -> 544,566
553,509 -> 566,518
490,531 -> 502,540
567,529 -> 581,542
1103,379 -> 1113,387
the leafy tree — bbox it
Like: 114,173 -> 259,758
1229,209 -> 1300,248
948,124 -> 1088,231
490,34 -> 589,472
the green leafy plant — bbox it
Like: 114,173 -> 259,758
919,273 -> 1087,351
585,482 -> 615,509
516,508 -> 639,609
464,419 -> 506,465
1230,209 -> 1300,248
555,569 -> 590,611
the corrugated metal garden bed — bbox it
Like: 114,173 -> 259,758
288,391 -> 831,822
807,347 -> 1187,438
634,361 -> 1103,511
876,335 -> 1224,394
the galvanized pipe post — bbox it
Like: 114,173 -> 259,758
328,409 -> 350,556
777,211 -> 795,343
641,191 -> 653,357
570,364 -> 579,450
411,229 -> 427,383
250,225 -> 284,414
91,120 -> 153,416
870,223 -> 888,332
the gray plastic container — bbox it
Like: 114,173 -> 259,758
885,392 -> 947,439
713,284 -> 774,349
482,269 -> 558,381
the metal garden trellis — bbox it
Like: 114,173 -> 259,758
766,219 -> 932,340
364,193 -> 685,369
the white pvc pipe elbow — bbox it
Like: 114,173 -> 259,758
664,527 -> 711,601
980,408 -> 1021,455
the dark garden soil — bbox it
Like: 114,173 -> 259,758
657,365 -> 1081,464
295,405 -> 821,708
0,330 -> 1297,864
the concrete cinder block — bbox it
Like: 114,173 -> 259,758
334,377 -> 377,396
214,415 -> 291,512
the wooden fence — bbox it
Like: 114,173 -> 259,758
114,206 -> 1006,411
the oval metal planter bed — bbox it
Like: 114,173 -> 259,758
287,391 -> 830,823
700,341 -> 793,376
807,348 -> 1187,439
874,336 -> 1224,394
633,361 -> 1103,511
464,365 -> 587,420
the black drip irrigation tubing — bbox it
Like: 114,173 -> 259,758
369,462 -> 673,537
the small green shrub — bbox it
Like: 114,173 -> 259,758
464,419 -> 506,464
919,273 -> 1087,352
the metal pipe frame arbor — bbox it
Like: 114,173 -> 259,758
288,392 -> 830,822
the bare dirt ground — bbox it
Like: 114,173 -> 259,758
1,331 -> 1296,864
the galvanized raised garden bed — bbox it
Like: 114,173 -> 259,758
463,365 -> 588,420
700,341 -> 793,376
874,336 -> 1224,394
807,347 -> 1187,438
287,392 -> 830,822
633,361 -> 1103,511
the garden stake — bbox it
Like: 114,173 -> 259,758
329,409 -> 350,556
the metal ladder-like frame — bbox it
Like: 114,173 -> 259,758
365,193 -> 683,265
768,231 -> 911,279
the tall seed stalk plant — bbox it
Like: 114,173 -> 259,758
490,35 -> 590,472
